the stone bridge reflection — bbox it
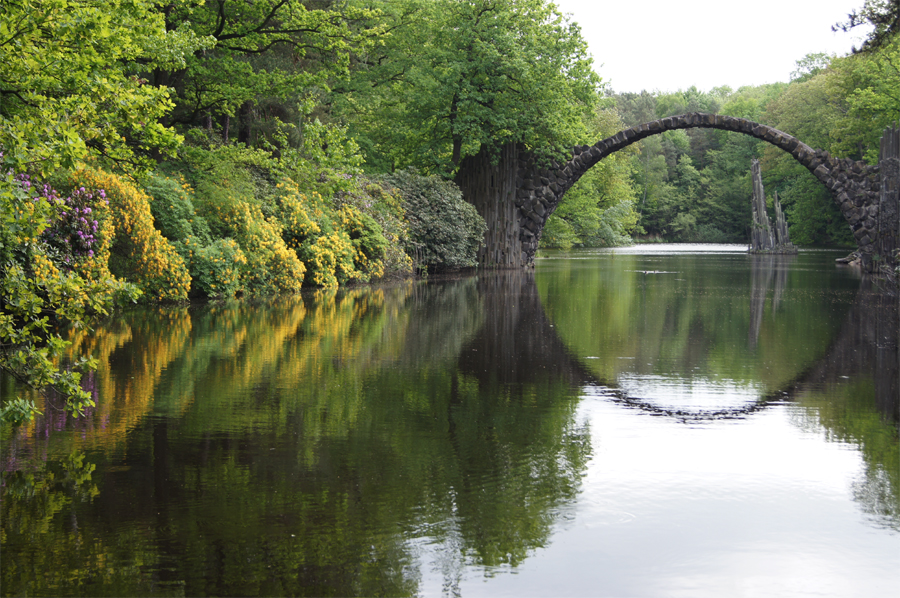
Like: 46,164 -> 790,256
460,269 -> 898,425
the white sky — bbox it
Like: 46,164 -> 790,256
552,0 -> 873,94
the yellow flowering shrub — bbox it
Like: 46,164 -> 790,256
300,231 -> 358,288
68,169 -> 190,302
276,182 -> 321,246
273,183 -> 390,287
204,194 -> 305,294
180,236 -> 247,298
338,205 -> 387,282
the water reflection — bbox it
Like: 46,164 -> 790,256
613,373 -> 766,421
1,251 -> 898,596
748,254 -> 795,349
2,277 -> 589,597
538,248 -> 898,538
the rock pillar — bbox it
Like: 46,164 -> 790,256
749,159 -> 796,254
456,143 -> 524,268
876,124 -> 899,279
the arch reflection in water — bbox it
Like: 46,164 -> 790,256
612,373 -> 767,421
2,249 -> 898,597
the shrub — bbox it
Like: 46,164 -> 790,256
380,170 -> 485,271
179,236 -> 246,298
67,169 -> 191,302
694,224 -> 731,243
297,230 -> 358,288
1,170 -> 139,423
143,173 -> 212,244
275,182 -> 395,287
339,205 -> 388,282
337,181 -> 412,279
202,193 -> 305,294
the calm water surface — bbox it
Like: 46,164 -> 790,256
2,244 -> 898,597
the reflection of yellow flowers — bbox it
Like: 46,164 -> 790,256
9,283 -> 421,473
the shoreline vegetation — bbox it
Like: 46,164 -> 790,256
1,0 -> 896,422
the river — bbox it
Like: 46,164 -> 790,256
1,244 -> 898,597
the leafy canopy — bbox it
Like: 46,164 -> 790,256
337,0 -> 602,175
0,0 -> 211,174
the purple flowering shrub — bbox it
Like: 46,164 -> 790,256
41,185 -> 110,269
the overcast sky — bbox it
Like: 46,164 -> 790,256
551,0 -> 872,94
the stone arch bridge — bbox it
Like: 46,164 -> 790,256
455,113 -> 899,274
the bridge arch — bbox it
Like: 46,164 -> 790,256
456,112 -> 888,270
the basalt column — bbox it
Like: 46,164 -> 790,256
750,159 -> 776,251
877,124 -> 899,278
749,159 -> 796,254
456,143 -> 524,268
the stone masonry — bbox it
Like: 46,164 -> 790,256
507,112 -> 893,272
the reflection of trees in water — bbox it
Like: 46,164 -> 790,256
458,270 -> 593,387
4,266 -> 895,595
1,273 -> 591,597
787,280 -> 898,422
538,257 -> 898,530
786,282 -> 899,531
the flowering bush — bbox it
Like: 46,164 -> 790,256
338,205 -> 388,282
297,230 -> 358,288
1,168 -> 139,424
41,185 -> 108,268
68,169 -> 191,302
202,193 -> 305,294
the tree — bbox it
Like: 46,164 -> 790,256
336,0 -> 602,175
153,0 -> 384,146
762,36 -> 898,243
541,106 -> 639,248
0,0 -> 209,174
834,0 -> 900,52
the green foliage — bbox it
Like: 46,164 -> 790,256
381,170 -> 486,271
179,236 -> 247,299
769,165 -> 854,246
541,106 -> 639,248
336,182 -> 414,279
0,0 -> 209,175
791,52 -> 835,82
834,0 -> 900,52
612,72 -> 892,245
143,173 -> 210,244
163,138 -> 407,290
276,107 -> 366,200
157,1 -> 383,145
760,37 -> 898,244
338,0 -> 601,175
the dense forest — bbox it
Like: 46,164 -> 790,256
1,0 -> 898,421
